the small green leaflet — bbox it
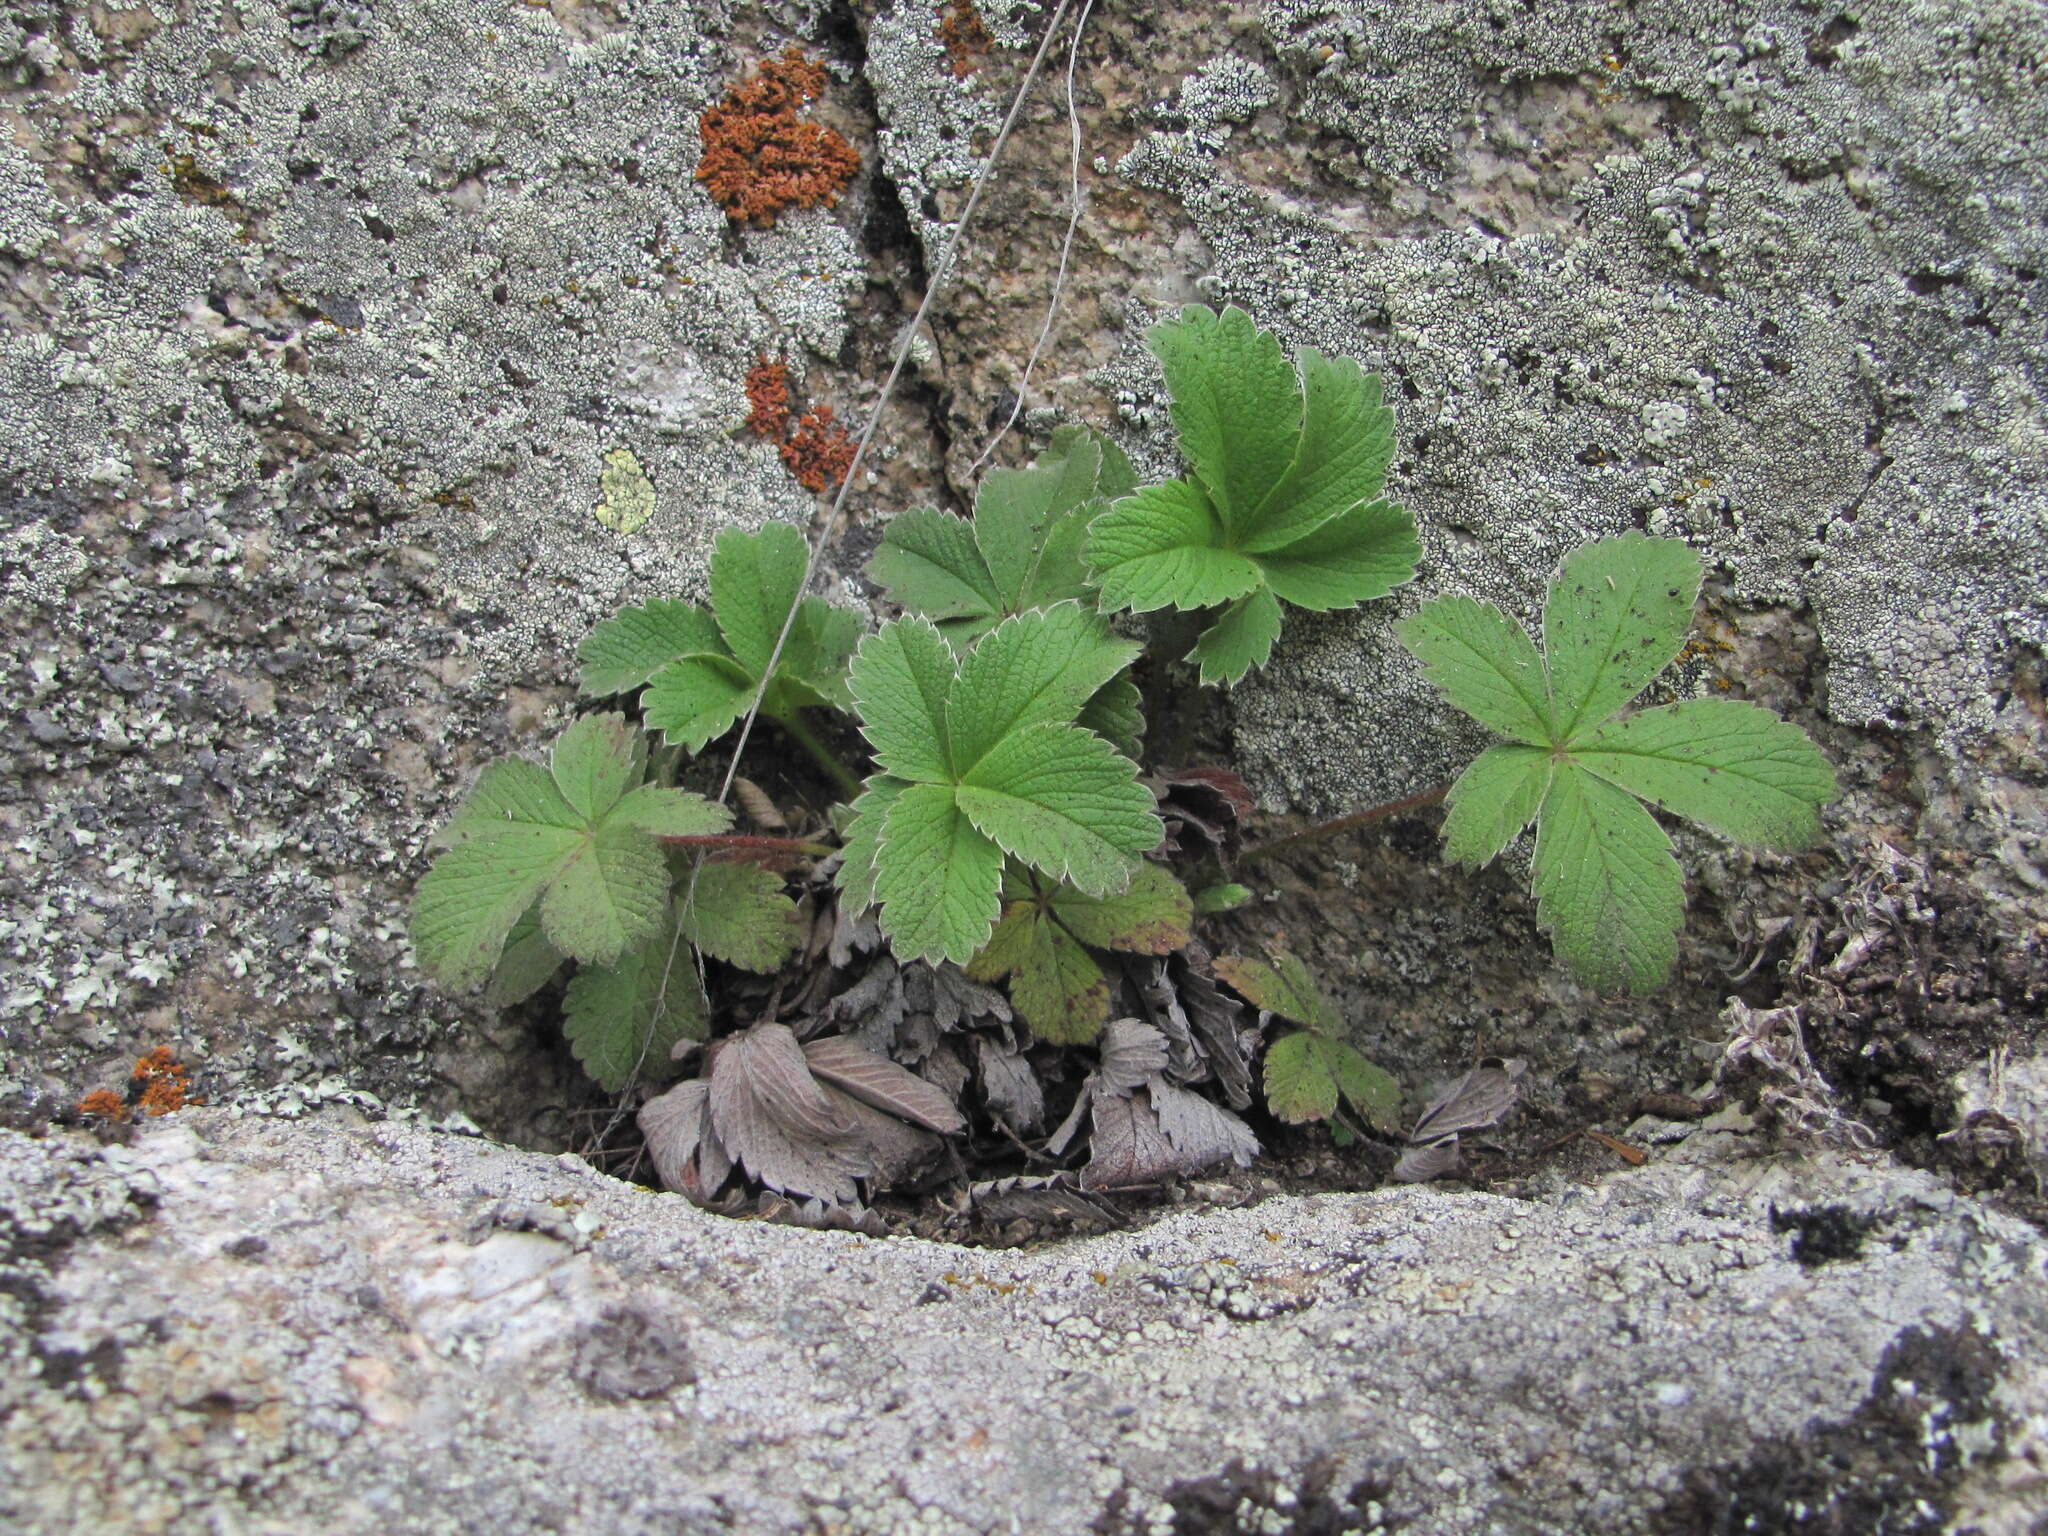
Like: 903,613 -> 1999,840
562,913 -> 708,1092
1262,1031 -> 1402,1133
576,523 -> 862,753
966,864 -> 1194,1044
1217,948 -> 1400,1132
840,604 -> 1163,965
1397,533 -> 1836,992
411,714 -> 732,991
560,859 -> 803,1092
869,427 -> 1135,650
1085,305 -> 1422,685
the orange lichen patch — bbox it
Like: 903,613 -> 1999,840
744,357 -> 794,439
77,1089 -> 129,1123
696,48 -> 862,227
937,0 -> 992,77
132,1045 -> 199,1116
780,407 -> 857,494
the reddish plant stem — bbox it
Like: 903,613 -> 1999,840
1237,782 -> 1451,865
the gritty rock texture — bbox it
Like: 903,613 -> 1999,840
4,1109 -> 2046,1535
4,2 -> 2047,1531
0,0 -> 875,1135
869,0 -> 2048,789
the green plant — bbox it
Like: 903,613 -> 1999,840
965,862 -> 1193,1044
409,304 -> 1839,1217
837,602 -> 1162,965
870,425 -> 1134,651
410,713 -> 732,994
578,521 -> 863,793
1217,949 -> 1401,1134
1397,532 -> 1836,991
1084,304 -> 1422,684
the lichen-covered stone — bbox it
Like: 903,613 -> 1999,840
3,1112 -> 2044,1534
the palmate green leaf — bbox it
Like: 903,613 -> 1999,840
1400,533 -> 1835,992
561,914 -> 708,1092
485,906 -> 565,1007
869,428 -> 1128,647
1262,1032 -> 1400,1132
1543,532 -> 1701,740
1394,594 -> 1553,745
1076,673 -> 1144,761
578,600 -> 726,698
956,722 -> 1162,898
845,608 -> 1162,964
578,523 -> 864,756
1440,745 -> 1553,868
835,774 -> 907,914
873,783 -> 1006,964
1573,699 -> 1837,849
680,860 -> 803,972
1213,949 -> 1339,1031
848,614 -> 957,783
1086,480 -> 1262,614
710,521 -> 809,677
412,714 -> 732,991
1085,306 -> 1419,685
967,900 -> 1109,1044
1191,588 -> 1283,686
946,601 -> 1137,773
1532,764 -> 1684,994
1050,863 -> 1192,953
642,653 -> 754,755
965,865 -> 1192,1044
1150,303 -> 1302,522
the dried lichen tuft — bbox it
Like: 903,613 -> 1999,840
696,49 -> 862,227
744,357 -> 794,440
76,1089 -> 128,1123
780,407 -> 857,494
132,1045 -> 199,1116
937,0 -> 992,78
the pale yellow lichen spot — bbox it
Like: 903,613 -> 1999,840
594,447 -> 655,535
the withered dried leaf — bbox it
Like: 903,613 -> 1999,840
1146,765 -> 1255,855
975,1035 -> 1046,1134
1150,1079 -> 1259,1170
1132,959 -> 1203,1081
708,1024 -> 867,1202
1176,957 -> 1254,1109
638,1079 -> 732,1200
918,1039 -> 974,1101
1082,1088 -> 1182,1190
734,777 -> 788,830
802,1034 -> 967,1133
1410,1057 -> 1526,1143
928,962 -> 1013,1031
1097,1017 -> 1171,1095
1393,1057 -> 1527,1184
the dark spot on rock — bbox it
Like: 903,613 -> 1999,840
570,1304 -> 694,1401
1655,1324 -> 2005,1534
222,1233 -> 269,1260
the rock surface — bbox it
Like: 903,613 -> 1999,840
4,1109 -> 2046,1535
4,0 -> 2047,1530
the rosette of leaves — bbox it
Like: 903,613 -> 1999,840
410,714 -> 732,996
576,522 -> 861,762
1085,305 -> 1422,685
1217,950 -> 1402,1134
837,603 -> 1164,966
868,427 -> 1144,758
964,862 -> 1194,1045
1397,533 -> 1836,992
